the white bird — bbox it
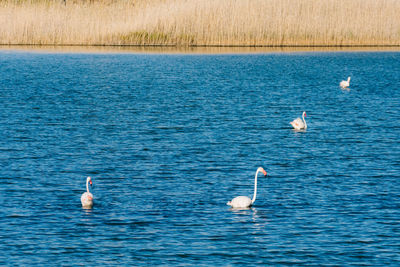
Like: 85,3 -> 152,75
340,77 -> 351,89
290,111 -> 307,130
227,167 -> 267,209
81,176 -> 93,208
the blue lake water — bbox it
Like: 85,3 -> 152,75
0,50 -> 399,265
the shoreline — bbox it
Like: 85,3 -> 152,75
1,45 -> 400,54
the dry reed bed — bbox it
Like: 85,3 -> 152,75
1,0 -> 400,46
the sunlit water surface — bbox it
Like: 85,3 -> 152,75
0,51 -> 399,265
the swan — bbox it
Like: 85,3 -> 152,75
81,176 -> 93,208
340,77 -> 351,88
227,167 -> 267,208
290,111 -> 307,130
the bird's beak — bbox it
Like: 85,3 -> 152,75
89,180 -> 93,186
262,169 -> 267,176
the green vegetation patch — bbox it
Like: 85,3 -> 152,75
115,31 -> 171,45
113,31 -> 197,46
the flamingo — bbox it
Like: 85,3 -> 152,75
290,111 -> 307,130
81,176 -> 93,208
340,77 -> 351,89
227,167 -> 267,208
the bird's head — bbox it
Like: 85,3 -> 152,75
258,167 -> 267,176
87,176 -> 92,186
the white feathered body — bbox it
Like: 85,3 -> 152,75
227,196 -> 252,208
81,192 -> 93,208
290,117 -> 306,130
340,77 -> 351,88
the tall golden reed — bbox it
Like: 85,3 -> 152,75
1,0 -> 399,46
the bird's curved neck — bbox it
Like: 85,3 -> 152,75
251,169 -> 260,204
302,113 -> 307,129
86,179 -> 90,193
